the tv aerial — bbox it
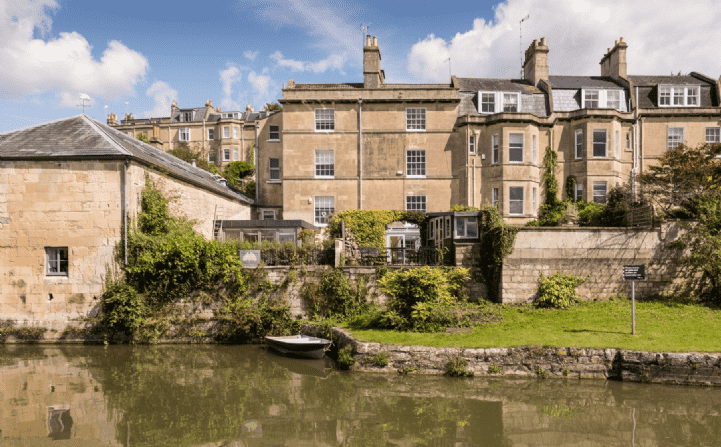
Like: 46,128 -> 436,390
78,93 -> 91,114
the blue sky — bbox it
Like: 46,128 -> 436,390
2,0 -> 720,133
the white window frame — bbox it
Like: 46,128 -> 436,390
233,148 -> 239,161
668,127 -> 684,149
406,108 -> 426,131
492,135 -> 499,164
315,150 -> 335,178
479,92 -> 496,114
658,85 -> 701,107
223,148 -> 231,161
406,149 -> 426,178
261,209 -> 276,220
593,130 -> 607,158
268,125 -> 280,141
575,130 -> 583,159
532,135 -> 537,163
269,158 -> 280,181
492,187 -> 499,207
314,196 -> 334,226
478,91 -> 521,114
183,112 -> 192,122
706,127 -> 721,144
593,182 -> 607,205
508,133 -> 524,163
502,93 -> 520,112
314,108 -> 334,132
575,182 -> 583,202
469,135 -> 475,154
532,187 -> 537,215
179,127 -> 191,142
455,216 -> 478,238
509,186 -> 524,216
207,128 -> 214,140
583,89 -> 599,108
581,89 -> 623,110
607,90 -> 621,109
615,131 -> 620,158
46,247 -> 69,276
405,195 -> 427,212
223,126 -> 230,138
233,127 -> 239,138
626,132 -> 632,151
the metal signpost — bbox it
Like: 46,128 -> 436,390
623,265 -> 645,335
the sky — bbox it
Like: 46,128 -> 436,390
1,0 -> 720,133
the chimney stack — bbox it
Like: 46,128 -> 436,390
600,37 -> 628,79
363,35 -> 384,88
107,112 -> 118,126
523,37 -> 550,87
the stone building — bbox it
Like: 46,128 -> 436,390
108,99 -> 279,171
0,115 -> 254,325
257,36 -> 721,226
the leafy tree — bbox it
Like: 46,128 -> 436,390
242,180 -> 256,198
264,102 -> 282,111
222,161 -> 255,187
136,132 -> 150,144
167,142 -> 215,173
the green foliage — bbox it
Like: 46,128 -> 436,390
475,206 -> 519,302
217,296 -> 300,343
444,356 -> 474,377
138,178 -> 172,235
136,132 -> 150,144
397,365 -> 418,375
565,175 -> 577,201
450,204 -> 479,212
537,146 -> 567,226
249,142 -> 255,165
363,352 -> 389,367
222,161 -> 255,187
535,366 -> 549,379
167,142 -> 214,173
535,271 -> 587,308
242,180 -> 256,198
576,201 -> 605,226
101,278 -> 146,336
679,193 -> 721,303
328,210 -> 428,252
336,345 -> 356,370
487,364 -> 502,374
264,102 -> 282,111
300,268 -> 366,318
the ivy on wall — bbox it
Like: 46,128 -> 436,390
474,205 -> 518,302
328,210 -> 428,251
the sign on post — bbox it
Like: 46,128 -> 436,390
623,265 -> 645,335
239,250 -> 261,268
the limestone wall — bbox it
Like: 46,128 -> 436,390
501,223 -> 690,303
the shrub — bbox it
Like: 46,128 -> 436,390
217,296 -> 300,343
101,279 -> 146,336
535,271 -> 587,308
336,345 -> 356,370
445,356 -> 474,377
577,201 -> 606,226
363,352 -> 389,367
488,364 -> 502,374
327,210 -> 428,252
300,268 -> 365,318
222,161 -> 255,186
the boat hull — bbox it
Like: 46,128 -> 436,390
265,335 -> 332,359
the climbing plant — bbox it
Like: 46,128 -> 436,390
474,205 -> 518,302
328,210 -> 428,251
536,146 -> 568,226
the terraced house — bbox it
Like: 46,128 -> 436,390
258,35 -> 721,226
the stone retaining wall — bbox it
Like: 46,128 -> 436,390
329,328 -> 721,386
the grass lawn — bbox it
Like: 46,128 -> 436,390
345,298 -> 721,353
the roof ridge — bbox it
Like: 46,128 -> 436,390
82,115 -> 132,156
0,114 -> 86,136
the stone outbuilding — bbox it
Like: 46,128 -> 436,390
0,115 -> 254,326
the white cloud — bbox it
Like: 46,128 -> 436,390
244,50 -> 259,61
407,0 -> 721,82
248,71 -> 271,98
143,81 -> 177,118
270,51 -> 347,74
219,64 -> 242,110
0,0 -> 149,105
246,70 -> 281,109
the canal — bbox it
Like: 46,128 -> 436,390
1,344 -> 720,446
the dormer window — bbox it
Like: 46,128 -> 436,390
658,85 -> 700,107
478,92 -> 521,114
581,89 -> 623,110
183,112 -> 192,122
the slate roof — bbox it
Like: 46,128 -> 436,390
170,108 -> 206,123
629,75 -> 710,86
0,115 -> 254,204
456,78 -> 542,94
548,76 -> 625,89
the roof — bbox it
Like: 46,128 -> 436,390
0,115 -> 255,205
629,74 -> 714,86
548,76 -> 625,89
456,78 -> 541,94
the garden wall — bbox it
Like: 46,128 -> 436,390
501,222 -> 692,304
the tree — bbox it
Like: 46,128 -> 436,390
222,161 -> 255,187
136,132 -> 150,144
639,142 -> 721,300
264,102 -> 282,111
167,143 -> 214,173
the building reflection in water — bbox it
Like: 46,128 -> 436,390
47,405 -> 73,440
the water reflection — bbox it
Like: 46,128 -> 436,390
0,344 -> 720,446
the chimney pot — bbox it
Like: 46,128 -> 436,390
540,37 -> 546,46
366,35 -> 371,46
373,36 -> 378,46
614,40 -> 618,46
607,48 -> 611,53
533,39 -> 538,47
620,36 -> 625,43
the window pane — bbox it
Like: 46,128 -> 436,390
585,90 -> 599,108
481,93 -> 495,113
575,184 -> 583,202
224,149 -> 230,160
269,158 -> 280,180
405,195 -> 426,212
315,150 -> 335,177
503,93 -> 518,112
315,109 -> 334,131
492,135 -> 499,163
593,182 -> 607,204
509,187 -> 523,215
223,127 -> 229,138
593,130 -> 606,157
469,136 -> 475,154
278,232 -> 295,243
314,196 -> 334,225
455,218 -> 465,237
706,128 -> 721,143
673,88 -> 684,105
575,131 -> 583,159
492,188 -> 499,206
269,125 -> 280,140
406,150 -> 426,176
687,87 -> 698,105
668,128 -> 684,149
406,108 -> 426,130
509,133 -> 523,163
659,86 -> 671,106
466,218 -> 478,238
607,90 -> 621,109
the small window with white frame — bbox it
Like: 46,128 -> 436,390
208,150 -> 215,163
509,187 -> 524,215
582,89 -> 623,109
593,181 -> 607,204
575,182 -> 583,202
314,108 -> 334,131
233,127 -> 239,138
269,158 -> 280,181
658,85 -> 700,107
480,92 -> 495,113
584,90 -> 599,108
478,91 -> 521,114
509,133 -> 523,163
233,148 -> 238,160
575,130 -> 583,159
405,195 -> 426,212
406,108 -> 426,131
503,93 -> 519,112
659,86 -> 671,106
455,216 -> 478,238
615,131 -> 620,158
223,126 -> 230,138
269,125 -> 280,140
46,247 -> 69,276
314,196 -> 334,225
492,187 -> 499,208
223,148 -> 230,161
532,187 -> 537,214
706,127 -> 720,144
261,209 -> 276,220
607,90 -> 621,109
469,135 -> 475,154
207,129 -> 214,140
593,130 -> 607,158
315,150 -> 335,178
492,135 -> 499,164
406,150 -> 426,177
668,127 -> 684,149
179,127 -> 190,142
626,132 -> 631,151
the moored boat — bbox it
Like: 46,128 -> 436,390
264,334 -> 332,359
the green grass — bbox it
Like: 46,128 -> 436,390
345,298 -> 721,352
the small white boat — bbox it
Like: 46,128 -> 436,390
264,334 -> 332,359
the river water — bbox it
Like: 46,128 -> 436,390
1,344 -> 720,446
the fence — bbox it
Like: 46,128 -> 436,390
259,247 -> 335,266
627,205 -> 654,228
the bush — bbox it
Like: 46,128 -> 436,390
577,201 -> 605,226
328,210 -> 428,252
363,352 -> 389,367
101,279 -> 146,336
222,161 -> 255,186
336,345 -> 356,370
445,356 -> 474,377
300,268 -> 365,318
535,271 -> 587,308
217,296 -> 300,343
